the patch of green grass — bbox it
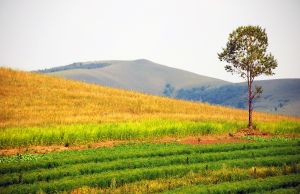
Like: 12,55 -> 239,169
76,166 -> 300,194
242,136 -> 300,143
256,121 -> 300,134
1,119 -> 300,148
164,174 -> 300,194
0,119 -> 245,148
256,185 -> 300,194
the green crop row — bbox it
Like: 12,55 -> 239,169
1,154 -> 299,194
0,141 -> 299,193
253,185 -> 300,194
76,165 -> 300,194
1,146 -> 297,186
164,174 -> 300,194
242,136 -> 300,142
1,141 -> 297,174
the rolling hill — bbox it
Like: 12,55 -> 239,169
177,79 -> 300,116
37,59 -> 300,116
1,67 -> 298,129
37,59 -> 228,96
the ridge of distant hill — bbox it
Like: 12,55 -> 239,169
39,59 -> 228,95
36,62 -> 111,73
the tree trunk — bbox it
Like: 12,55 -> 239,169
248,103 -> 253,129
248,81 -> 253,129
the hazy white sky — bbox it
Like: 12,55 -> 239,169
0,0 -> 299,82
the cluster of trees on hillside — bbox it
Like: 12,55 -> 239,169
176,85 -> 248,109
37,63 -> 110,73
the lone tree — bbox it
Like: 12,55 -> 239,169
218,26 -> 278,129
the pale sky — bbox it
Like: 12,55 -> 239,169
0,0 -> 299,82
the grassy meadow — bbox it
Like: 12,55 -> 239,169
0,68 -> 299,148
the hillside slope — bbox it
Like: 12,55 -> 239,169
176,79 -> 300,116
38,59 -> 228,95
0,68 -> 297,128
37,60 -> 300,116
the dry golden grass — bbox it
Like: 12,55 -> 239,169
0,67 -> 299,128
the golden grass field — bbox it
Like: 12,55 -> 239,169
0,67 -> 299,148
1,67 -> 299,128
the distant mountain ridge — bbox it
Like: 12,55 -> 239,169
37,59 -> 300,116
36,62 -> 111,73
40,59 -> 228,95
176,79 -> 300,116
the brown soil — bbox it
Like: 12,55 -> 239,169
236,128 -> 271,136
153,128 -> 272,145
0,140 -> 125,156
151,134 -> 248,145
179,134 -> 249,145
0,129 -> 291,156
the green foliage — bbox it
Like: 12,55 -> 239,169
218,26 -> 277,78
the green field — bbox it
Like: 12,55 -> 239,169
1,120 -> 300,148
0,139 -> 299,193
